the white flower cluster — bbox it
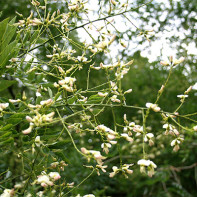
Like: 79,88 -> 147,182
109,164 -> 133,178
163,124 -> 179,136
160,56 -> 185,66
68,0 -> 86,12
81,147 -> 106,165
35,171 -> 61,187
54,77 -> 76,92
0,103 -> 9,112
123,115 -> 143,136
137,159 -> 157,177
171,137 -> 184,152
0,189 -> 14,197
50,160 -> 68,171
146,103 -> 161,112
144,133 -> 154,146
22,112 -> 55,134
95,124 -> 118,144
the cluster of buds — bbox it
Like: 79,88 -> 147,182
98,92 -> 108,97
115,60 -> 133,80
137,159 -> 157,177
54,77 -> 76,92
51,161 -> 68,171
95,124 -> 118,144
35,171 -> 61,187
47,49 -> 76,61
163,124 -> 179,136
160,56 -> 185,67
92,35 -> 116,52
68,123 -> 83,133
146,103 -> 161,112
123,114 -> 143,136
60,13 -> 70,31
40,99 -> 53,106
144,133 -> 154,146
171,137 -> 184,152
16,12 -> 43,27
109,164 -> 133,178
68,0 -> 86,12
81,147 -> 106,165
22,112 -> 55,134
121,133 -> 133,143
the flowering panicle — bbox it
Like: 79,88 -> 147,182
146,103 -> 161,112
81,147 -> 106,165
163,124 -> 179,136
137,159 -> 157,177
160,56 -> 185,67
171,137 -> 184,152
35,171 -> 61,187
109,164 -> 133,178
22,112 -> 55,134
57,77 -> 76,92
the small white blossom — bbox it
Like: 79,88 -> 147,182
49,172 -> 61,181
193,125 -> 197,131
37,174 -> 53,187
137,159 -> 157,177
146,103 -> 160,112
0,103 -> 9,111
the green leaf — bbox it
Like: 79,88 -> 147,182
54,91 -> 62,102
48,87 -> 53,98
0,132 -> 12,141
0,18 -> 9,43
1,17 -> 17,48
86,94 -> 103,104
0,137 -> 14,148
0,80 -> 16,92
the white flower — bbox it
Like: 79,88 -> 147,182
173,57 -> 185,65
22,124 -> 34,135
37,175 -> 53,187
95,164 -> 108,175
35,136 -> 42,147
109,166 -> 119,177
177,95 -> 188,99
0,103 -> 9,111
101,143 -> 112,154
171,137 -> 184,152
124,89 -> 132,94
9,99 -> 21,103
40,99 -> 53,106
144,133 -> 154,146
98,92 -> 108,97
77,56 -> 87,62
137,159 -> 157,177
49,172 -> 61,181
146,103 -> 160,112
0,189 -> 14,197
83,195 -> 95,197
121,133 -> 133,142
81,148 -> 106,165
193,125 -> 197,131
111,95 -> 121,103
